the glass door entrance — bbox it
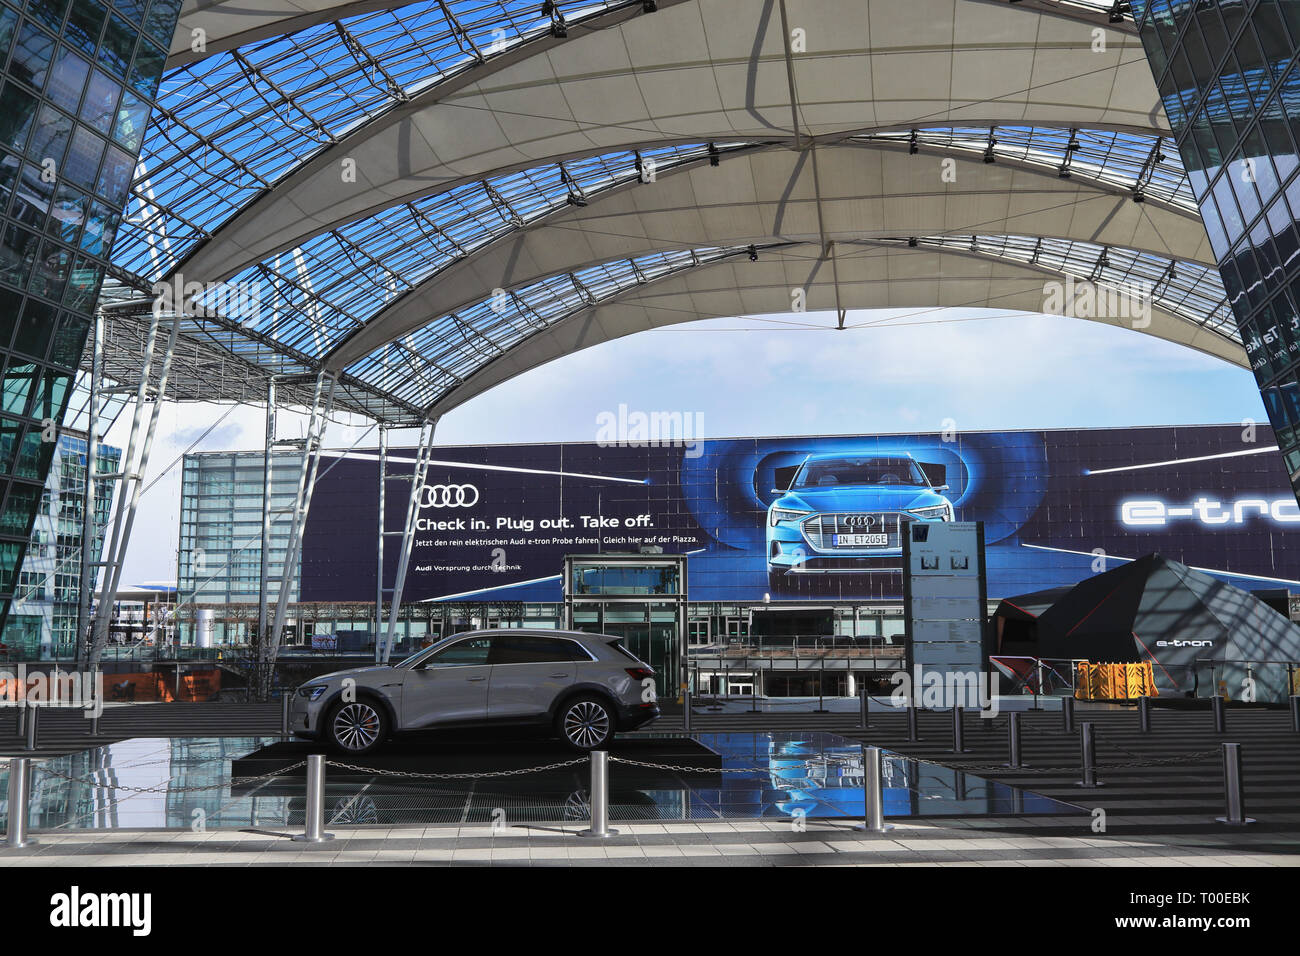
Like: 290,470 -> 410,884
570,601 -> 680,704
565,554 -> 687,711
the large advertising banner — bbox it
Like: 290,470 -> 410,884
299,425 -> 1300,604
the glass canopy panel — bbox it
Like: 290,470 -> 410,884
859,127 -> 1195,210
894,234 -> 1236,338
110,0 -> 642,280
341,246 -> 760,412
163,143 -> 745,362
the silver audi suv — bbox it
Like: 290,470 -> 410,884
290,629 -> 660,755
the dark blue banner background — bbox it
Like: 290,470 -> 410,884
300,425 -> 1300,603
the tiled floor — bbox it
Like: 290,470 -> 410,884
3,817 -> 1298,866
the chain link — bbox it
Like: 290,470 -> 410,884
610,757 -> 813,774
33,760 -> 308,793
324,757 -> 587,780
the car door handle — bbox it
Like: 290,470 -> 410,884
467,676 -> 487,682
549,673 -> 568,679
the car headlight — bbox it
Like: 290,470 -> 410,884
770,507 -> 811,526
298,684 -> 327,701
910,503 -> 953,521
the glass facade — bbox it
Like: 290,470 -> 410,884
0,0 -> 182,631
1,430 -> 118,657
179,451 -> 303,610
1133,0 -> 1300,490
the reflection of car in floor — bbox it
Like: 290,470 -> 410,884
290,629 -> 660,755
766,452 -> 953,590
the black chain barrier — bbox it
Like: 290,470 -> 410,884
324,757 -> 590,780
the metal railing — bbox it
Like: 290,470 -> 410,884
7,701 -> 1298,846
689,634 -> 905,656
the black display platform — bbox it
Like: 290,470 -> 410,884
231,733 -> 718,791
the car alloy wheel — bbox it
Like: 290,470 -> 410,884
333,701 -> 382,752
563,699 -> 611,749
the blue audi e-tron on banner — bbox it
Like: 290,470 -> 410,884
766,453 -> 953,590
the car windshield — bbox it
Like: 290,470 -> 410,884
793,457 -> 926,488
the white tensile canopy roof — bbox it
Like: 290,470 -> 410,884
99,0 -> 1237,423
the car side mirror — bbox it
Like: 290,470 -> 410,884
935,484 -> 950,492
770,487 -> 786,495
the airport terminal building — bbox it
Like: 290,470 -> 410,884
177,421 -> 1300,694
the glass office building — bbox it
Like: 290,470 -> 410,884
2,430 -> 119,657
0,0 -> 182,631
179,450 -> 304,612
1133,0 -> 1300,491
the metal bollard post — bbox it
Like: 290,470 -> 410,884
281,694 -> 291,742
4,757 -> 37,848
681,671 -> 691,732
1138,695 -> 1151,734
1005,711 -> 1025,768
951,705 -> 966,753
1075,722 -> 1103,788
15,700 -> 26,737
292,754 -> 334,842
1291,695 -> 1300,733
1215,743 -> 1255,826
906,703 -> 919,741
577,750 -> 619,838
89,709 -> 99,737
24,703 -> 38,752
858,687 -> 869,730
1061,695 -> 1075,734
1212,694 -> 1226,733
853,745 -> 893,833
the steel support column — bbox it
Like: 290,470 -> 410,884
256,378 -> 278,648
378,419 -> 437,663
89,306 -> 181,669
266,373 -> 337,669
373,425 -> 388,662
75,311 -> 104,665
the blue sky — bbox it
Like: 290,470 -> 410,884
110,308 -> 1268,585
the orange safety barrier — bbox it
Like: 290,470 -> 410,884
1074,661 -> 1157,700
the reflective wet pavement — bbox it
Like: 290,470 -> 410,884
0,732 -> 1082,831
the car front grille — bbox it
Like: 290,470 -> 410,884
800,512 -> 913,550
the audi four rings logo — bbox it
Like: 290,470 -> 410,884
844,514 -> 875,528
419,483 -> 480,508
